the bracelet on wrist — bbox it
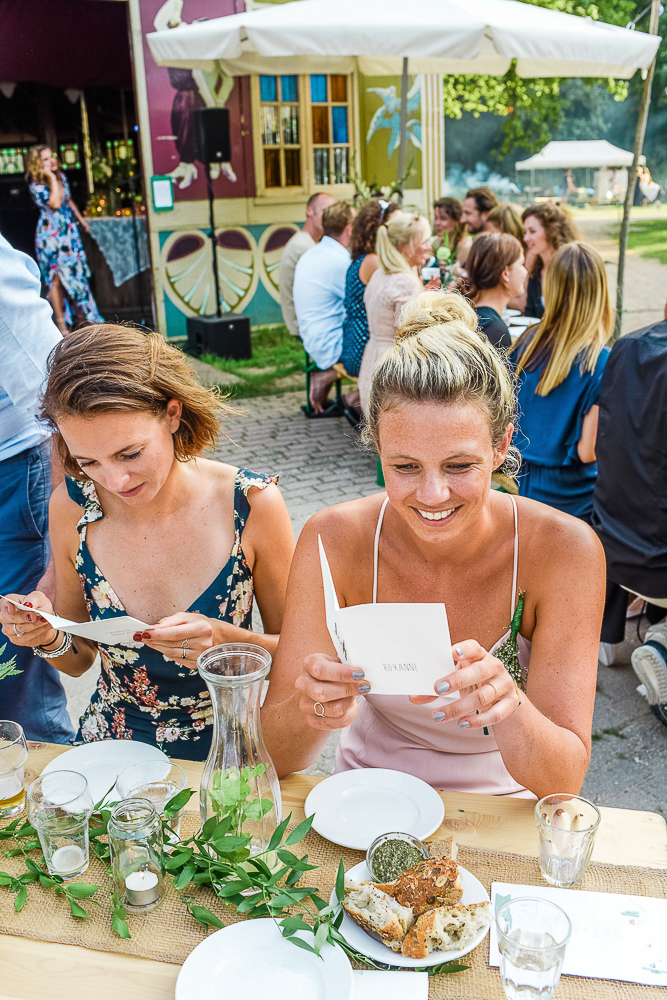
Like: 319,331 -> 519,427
34,631 -> 73,659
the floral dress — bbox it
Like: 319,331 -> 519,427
66,468 -> 278,761
29,174 -> 103,325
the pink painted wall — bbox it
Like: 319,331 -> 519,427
137,0 -> 255,201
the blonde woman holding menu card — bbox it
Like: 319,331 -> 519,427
263,292 -> 604,799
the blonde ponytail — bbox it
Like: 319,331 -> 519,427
375,211 -> 431,276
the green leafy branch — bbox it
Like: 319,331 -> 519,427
0,642 -> 23,680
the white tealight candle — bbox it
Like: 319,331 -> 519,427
50,844 -> 86,874
124,869 -> 160,907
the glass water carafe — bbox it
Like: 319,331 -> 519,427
197,644 -> 282,862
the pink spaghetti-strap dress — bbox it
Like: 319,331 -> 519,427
335,494 -> 535,798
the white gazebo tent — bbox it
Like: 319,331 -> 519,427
516,140 -> 646,202
147,0 -> 661,327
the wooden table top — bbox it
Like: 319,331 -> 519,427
2,741 -> 666,1000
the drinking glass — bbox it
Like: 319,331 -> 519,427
0,720 -> 28,819
116,760 -> 188,840
535,793 -> 600,887
27,771 -> 94,879
496,897 -> 571,1000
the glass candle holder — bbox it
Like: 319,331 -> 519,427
108,798 -> 166,913
116,760 -> 188,842
535,793 -> 601,888
0,720 -> 28,819
27,771 -> 93,879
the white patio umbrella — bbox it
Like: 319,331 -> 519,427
148,0 -> 659,182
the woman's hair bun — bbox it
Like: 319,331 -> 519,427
396,291 -> 479,342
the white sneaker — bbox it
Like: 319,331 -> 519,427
598,642 -> 617,666
631,622 -> 667,725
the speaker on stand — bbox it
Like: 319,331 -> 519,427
186,107 -> 252,360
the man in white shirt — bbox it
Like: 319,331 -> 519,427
293,201 -> 355,412
0,233 -> 74,742
278,192 -> 335,338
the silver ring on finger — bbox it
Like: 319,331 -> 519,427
314,701 -> 325,718
181,647 -> 187,660
13,624 -> 23,638
181,639 -> 190,649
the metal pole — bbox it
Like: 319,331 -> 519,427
205,161 -> 222,318
614,0 -> 661,340
79,91 -> 94,197
397,56 -> 409,202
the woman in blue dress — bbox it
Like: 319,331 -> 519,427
0,324 -> 295,760
511,242 -> 612,521
27,145 -> 103,333
341,200 -> 398,378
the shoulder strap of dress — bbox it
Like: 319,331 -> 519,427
372,497 -> 390,604
509,494 -> 519,614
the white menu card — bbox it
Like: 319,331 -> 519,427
489,882 -> 667,987
318,537 -> 454,696
1,595 -> 149,645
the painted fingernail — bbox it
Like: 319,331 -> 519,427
436,680 -> 450,694
352,670 -> 365,680
458,720 -> 470,729
433,711 -> 446,722
455,646 -> 465,657
133,633 -> 143,642
358,683 -> 371,694
141,632 -> 152,640
25,602 -> 33,608
26,615 -> 33,622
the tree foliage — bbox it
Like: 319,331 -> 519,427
442,0 -> 639,158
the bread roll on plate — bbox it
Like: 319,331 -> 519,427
401,901 -> 492,959
343,877 -> 415,952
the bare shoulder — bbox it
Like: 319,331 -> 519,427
49,479 -> 84,528
300,493 -> 386,559
515,495 -> 604,572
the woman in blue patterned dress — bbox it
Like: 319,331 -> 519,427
27,145 -> 103,334
0,325 -> 294,760
341,201 -> 399,378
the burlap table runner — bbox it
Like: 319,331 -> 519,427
1,812 -> 664,999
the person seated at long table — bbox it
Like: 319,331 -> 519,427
263,293 -> 604,799
0,325 -> 294,760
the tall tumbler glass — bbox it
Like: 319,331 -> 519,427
27,771 -> 94,879
496,897 -> 571,1000
0,721 -> 28,819
535,793 -> 600,887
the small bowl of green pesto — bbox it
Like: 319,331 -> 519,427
366,831 -> 430,883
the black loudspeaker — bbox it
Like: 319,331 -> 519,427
194,107 -> 232,164
186,313 -> 252,361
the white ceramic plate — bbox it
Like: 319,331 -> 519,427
504,308 -> 521,317
175,918 -> 353,1000
41,740 -> 169,805
332,860 -> 490,968
304,769 -> 445,851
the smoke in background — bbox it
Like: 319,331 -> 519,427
445,161 -> 521,198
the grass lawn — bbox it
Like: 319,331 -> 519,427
620,219 -> 667,266
199,323 -> 306,399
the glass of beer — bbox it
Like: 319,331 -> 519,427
0,720 -> 29,819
